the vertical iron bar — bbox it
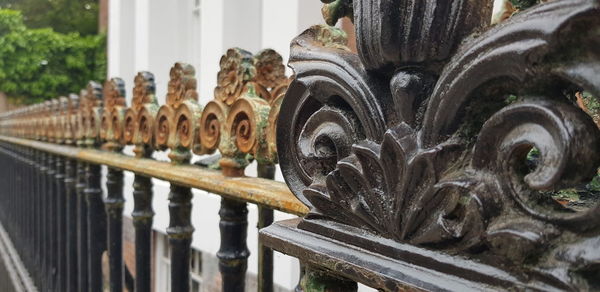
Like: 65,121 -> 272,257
218,198 -> 250,292
218,161 -> 249,292
55,153 -> 66,292
167,184 -> 194,292
33,148 -> 42,288
132,173 -> 154,292
76,161 -> 89,292
65,158 -> 78,292
47,152 -> 57,291
26,147 -> 36,278
257,163 -> 275,292
39,150 -> 49,291
105,166 -> 124,292
85,163 -> 106,292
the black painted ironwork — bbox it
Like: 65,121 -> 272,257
46,152 -> 57,291
64,157 -> 78,292
85,162 -> 106,292
218,198 -> 250,292
167,184 -> 194,292
257,163 -> 275,292
75,160 -> 89,292
54,152 -> 66,292
129,71 -> 157,292
131,173 -> 153,292
262,0 -> 600,291
105,166 -> 124,292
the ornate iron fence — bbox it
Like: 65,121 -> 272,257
0,48 -> 303,292
0,0 -> 599,291
261,0 -> 600,290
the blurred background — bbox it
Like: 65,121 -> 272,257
0,0 -> 106,107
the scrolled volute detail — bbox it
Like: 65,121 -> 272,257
65,94 -> 80,145
82,81 -> 103,147
198,99 -> 228,155
278,24 -> 394,207
225,93 -> 271,164
130,71 -> 158,157
48,99 -> 60,143
156,62 -> 201,163
101,78 -> 127,150
57,96 -> 69,144
277,0 -> 600,289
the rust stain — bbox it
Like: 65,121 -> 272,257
0,135 -> 308,215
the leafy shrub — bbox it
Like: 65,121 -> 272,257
0,9 -> 106,104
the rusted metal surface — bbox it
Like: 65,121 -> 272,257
101,78 -> 127,292
0,43 -> 299,292
209,48 -> 291,292
81,82 -> 108,292
128,71 -> 157,292
160,62 -> 200,292
0,135 -> 307,215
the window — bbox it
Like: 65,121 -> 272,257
190,249 -> 203,292
155,232 -> 203,292
156,234 -> 171,292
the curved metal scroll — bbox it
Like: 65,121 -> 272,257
277,0 -> 600,289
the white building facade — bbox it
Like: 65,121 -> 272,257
107,0 -> 325,291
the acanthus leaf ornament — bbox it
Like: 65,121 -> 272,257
156,62 -> 202,163
81,81 -> 103,147
128,71 -> 158,158
57,96 -> 69,144
276,0 -> 600,289
65,94 -> 79,145
201,48 -> 290,166
214,48 -> 256,106
101,77 -> 127,150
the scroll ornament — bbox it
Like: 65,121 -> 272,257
277,0 -> 600,289
65,94 -> 80,145
101,78 -> 127,151
81,81 -> 103,147
155,63 -> 203,164
124,71 -> 159,158
202,48 -> 290,171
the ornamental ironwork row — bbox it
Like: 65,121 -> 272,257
266,0 -> 600,290
0,48 -> 291,292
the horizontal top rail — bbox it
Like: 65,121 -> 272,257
0,135 -> 308,216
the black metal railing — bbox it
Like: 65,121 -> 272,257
1,0 -> 600,291
0,47 -> 304,292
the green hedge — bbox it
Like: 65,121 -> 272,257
0,9 -> 106,104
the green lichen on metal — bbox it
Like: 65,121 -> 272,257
588,172 -> 600,192
581,91 -> 600,126
457,93 -> 507,143
509,0 -> 540,10
526,147 -> 599,209
314,24 -> 350,51
505,94 -> 519,104
255,103 -> 272,164
321,0 -> 354,26
301,268 -> 357,292
169,147 -> 192,164
582,91 -> 600,112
